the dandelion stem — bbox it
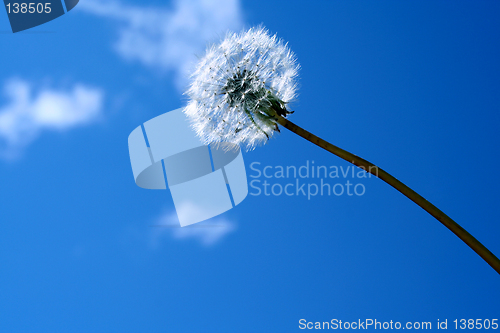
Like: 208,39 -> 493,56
275,114 -> 500,275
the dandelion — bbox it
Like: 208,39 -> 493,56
185,26 -> 298,150
184,27 -> 500,274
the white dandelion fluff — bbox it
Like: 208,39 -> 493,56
184,26 -> 299,150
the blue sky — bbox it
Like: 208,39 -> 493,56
0,0 -> 499,332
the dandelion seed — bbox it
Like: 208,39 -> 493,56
184,26 -> 298,150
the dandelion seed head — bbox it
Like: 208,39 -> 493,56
184,27 -> 299,150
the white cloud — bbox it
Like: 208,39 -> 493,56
0,78 -> 104,158
78,0 -> 244,89
150,209 -> 236,247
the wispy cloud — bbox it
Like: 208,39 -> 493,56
150,209 -> 236,247
78,0 -> 244,89
0,78 -> 104,158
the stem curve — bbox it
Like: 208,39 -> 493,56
276,115 -> 500,275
